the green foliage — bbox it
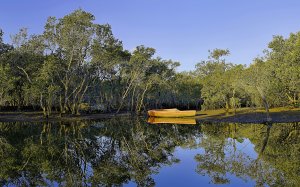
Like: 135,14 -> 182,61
0,29 -> 13,55
0,64 -> 16,105
171,72 -> 202,109
195,49 -> 245,110
195,33 -> 300,111
267,33 -> 300,107
0,10 -> 299,114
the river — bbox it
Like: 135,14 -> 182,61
0,117 -> 299,186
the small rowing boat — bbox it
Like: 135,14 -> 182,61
147,108 -> 196,118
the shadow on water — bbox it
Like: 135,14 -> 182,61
0,118 -> 299,186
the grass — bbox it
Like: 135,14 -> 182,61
196,107 -> 300,123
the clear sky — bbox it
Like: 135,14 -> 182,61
1,0 -> 300,71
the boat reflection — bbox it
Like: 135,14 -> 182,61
147,117 -> 196,124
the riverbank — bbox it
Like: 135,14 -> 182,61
196,107 -> 300,123
0,111 -> 131,122
0,107 -> 299,123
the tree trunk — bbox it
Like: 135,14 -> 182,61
225,98 -> 230,113
40,94 -> 47,118
257,87 -> 271,121
136,82 -> 151,114
232,89 -> 236,114
59,95 -> 63,116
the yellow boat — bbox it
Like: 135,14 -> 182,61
147,117 -> 196,125
147,108 -> 196,118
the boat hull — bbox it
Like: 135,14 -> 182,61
148,109 -> 196,117
148,117 -> 196,124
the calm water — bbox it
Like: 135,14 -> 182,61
0,117 -> 299,187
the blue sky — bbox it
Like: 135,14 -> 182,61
1,0 -> 300,71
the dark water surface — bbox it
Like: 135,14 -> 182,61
0,117 -> 299,186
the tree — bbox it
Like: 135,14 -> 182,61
116,45 -> 156,113
242,58 -> 273,119
30,56 -> 61,116
0,28 -> 44,109
90,24 -> 130,112
0,29 -> 13,55
0,30 -> 15,107
43,9 -> 98,114
195,49 -> 236,111
171,72 -> 202,109
267,33 -> 300,107
0,64 -> 15,106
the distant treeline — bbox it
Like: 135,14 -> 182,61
0,9 -> 299,116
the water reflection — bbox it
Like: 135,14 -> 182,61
0,118 -> 299,186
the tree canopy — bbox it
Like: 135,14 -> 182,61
0,9 -> 299,115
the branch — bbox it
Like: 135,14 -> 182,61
17,66 -> 32,84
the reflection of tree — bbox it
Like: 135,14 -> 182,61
195,123 -> 254,184
255,122 -> 300,186
0,118 -> 201,186
195,122 -> 300,187
90,118 -> 201,186
0,120 -> 299,186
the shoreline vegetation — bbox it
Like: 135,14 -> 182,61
0,107 -> 299,123
0,9 -> 299,119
